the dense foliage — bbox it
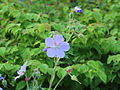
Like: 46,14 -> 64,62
0,0 -> 120,90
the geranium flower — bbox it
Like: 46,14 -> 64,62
74,6 -> 82,13
43,34 -> 70,58
15,61 -> 27,80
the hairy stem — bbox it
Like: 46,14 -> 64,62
26,81 -> 30,90
53,73 -> 67,90
48,58 -> 60,90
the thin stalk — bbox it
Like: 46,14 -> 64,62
66,32 -> 74,42
32,75 -> 36,90
35,80 -> 38,89
26,81 -> 30,90
66,12 -> 75,42
53,73 -> 67,90
48,58 -> 60,90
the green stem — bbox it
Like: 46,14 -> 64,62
32,75 -> 36,90
48,58 -> 60,90
26,81 -> 30,90
53,73 -> 67,90
66,32 -> 74,42
66,12 -> 75,42
35,79 -> 38,89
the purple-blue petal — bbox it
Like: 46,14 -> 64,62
43,48 -> 48,52
47,48 -> 56,58
60,42 -> 70,51
0,76 -> 3,80
54,34 -> 64,45
74,7 -> 82,13
21,61 -> 27,71
55,49 -> 65,58
45,37 -> 55,47
76,9 -> 82,13
17,61 -> 27,75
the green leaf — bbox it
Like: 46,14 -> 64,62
31,48 -> 41,56
87,60 -> 103,70
0,47 -> 6,57
16,81 -> 26,90
0,64 -> 4,70
87,60 -> 107,83
73,64 -> 89,73
96,71 -> 107,83
48,68 -> 54,75
57,68 -> 66,78
20,48 -> 31,59
39,64 -> 49,74
38,24 -> 46,32
93,10 -> 102,22
78,64 -> 89,73
38,23 -> 51,32
107,54 -> 120,64
9,46 -> 18,54
28,60 -> 41,66
3,63 -> 13,71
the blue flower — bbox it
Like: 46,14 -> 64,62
74,7 -> 82,13
15,61 -> 27,80
0,87 -> 3,90
0,74 -> 3,80
37,75 -> 40,79
44,34 -> 70,58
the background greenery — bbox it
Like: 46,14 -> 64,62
0,0 -> 120,90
